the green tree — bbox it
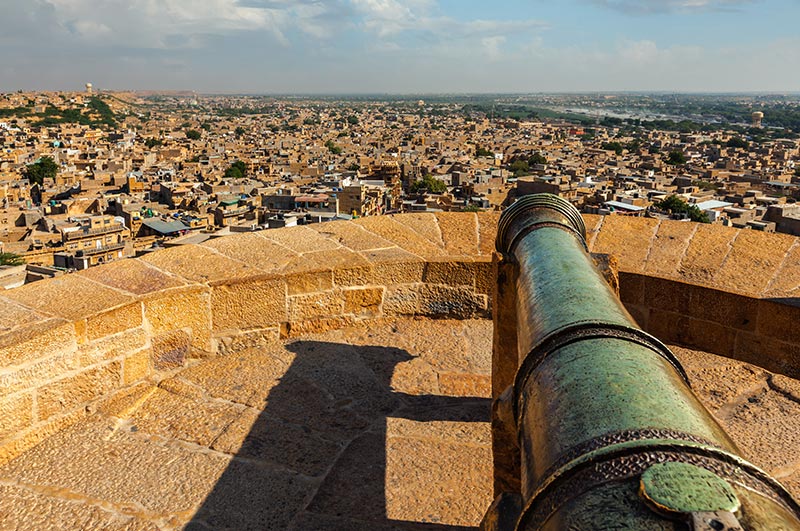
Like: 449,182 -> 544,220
325,139 -> 343,155
347,115 -> 359,125
476,146 -> 493,157
185,130 -> 201,140
347,163 -> 360,172
726,137 -> 749,149
528,152 -> 547,166
145,138 -> 162,149
224,160 -> 247,179
666,151 -> 687,165
463,204 -> 482,212
601,141 -> 624,155
234,126 -> 246,138
0,252 -> 24,266
654,195 -> 710,223
411,174 -> 447,194
509,160 -> 530,176
23,156 -> 58,186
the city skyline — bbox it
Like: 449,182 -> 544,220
1,0 -> 799,94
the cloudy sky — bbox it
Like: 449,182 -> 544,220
0,0 -> 798,93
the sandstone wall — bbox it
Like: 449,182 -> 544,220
1,212 -> 798,466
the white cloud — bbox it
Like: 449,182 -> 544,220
588,0 -> 756,13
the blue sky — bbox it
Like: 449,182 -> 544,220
0,0 -> 798,93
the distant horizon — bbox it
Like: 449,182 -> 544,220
6,89 -> 800,98
1,0 -> 798,94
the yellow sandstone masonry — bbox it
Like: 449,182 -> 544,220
679,223 -> 740,285
0,392 -> 33,439
714,229 -> 796,296
645,220 -> 699,277
78,258 -> 187,296
343,287 -> 384,316
37,361 -> 123,420
0,319 -> 77,371
592,215 -> 660,273
436,212 -> 479,256
211,277 -> 287,331
2,274 -> 133,321
143,287 -> 212,352
86,302 -> 143,341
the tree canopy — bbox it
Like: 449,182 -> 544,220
24,156 -> 58,186
411,174 -> 447,194
224,160 -> 247,179
654,195 -> 710,223
666,151 -> 687,165
0,252 -> 24,266
185,130 -> 202,140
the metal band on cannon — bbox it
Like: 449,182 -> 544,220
483,194 -> 800,531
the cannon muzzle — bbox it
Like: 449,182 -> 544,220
483,194 -> 800,530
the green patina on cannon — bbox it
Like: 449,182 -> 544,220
483,194 -> 800,530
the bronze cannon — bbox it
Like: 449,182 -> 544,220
483,194 -> 800,530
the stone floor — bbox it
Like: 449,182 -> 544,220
0,318 -> 799,531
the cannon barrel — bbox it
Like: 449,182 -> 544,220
485,194 -> 800,530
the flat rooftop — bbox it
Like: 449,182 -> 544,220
1,317 -> 798,531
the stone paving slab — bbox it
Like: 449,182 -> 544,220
0,318 -> 799,530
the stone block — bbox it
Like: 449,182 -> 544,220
360,247 -> 426,284
262,224 -> 341,253
357,215 -> 445,258
686,285 -> 758,332
140,244 -> 262,284
152,330 -> 191,370
474,259 -> 494,295
144,288 -> 212,352
644,275 -> 690,313
123,348 -> 152,385
423,260 -> 477,287
418,284 -> 488,319
283,316 -> 355,338
0,319 -> 76,369
392,213 -> 444,248
286,270 -> 333,295
332,264 -> 375,287
756,299 -> 800,345
647,309 -> 736,359
78,258 -> 187,296
311,220 -> 394,251
645,220 -> 698,278
388,357 -> 440,395
763,242 -> 800,298
592,252 -> 619,295
213,328 -> 281,356
86,302 -> 143,341
715,229 -> 796,297
289,291 -> 343,322
211,277 -> 286,332
592,216 -> 659,273
618,271 -> 645,306
0,297 -> 43,334
343,287 -> 384,316
382,285 -> 420,316
439,373 -> 491,397
436,212 -> 479,256
2,274 -> 134,322
735,332 -> 800,379
37,361 -> 122,420
0,391 -> 33,440
679,223 -> 739,286
477,212 -> 500,256
202,232 -> 296,272
0,351 -> 77,398
0,408 -> 86,467
0,484 -> 160,531
76,328 -> 148,367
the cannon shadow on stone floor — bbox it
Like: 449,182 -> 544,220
184,340 -> 491,530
